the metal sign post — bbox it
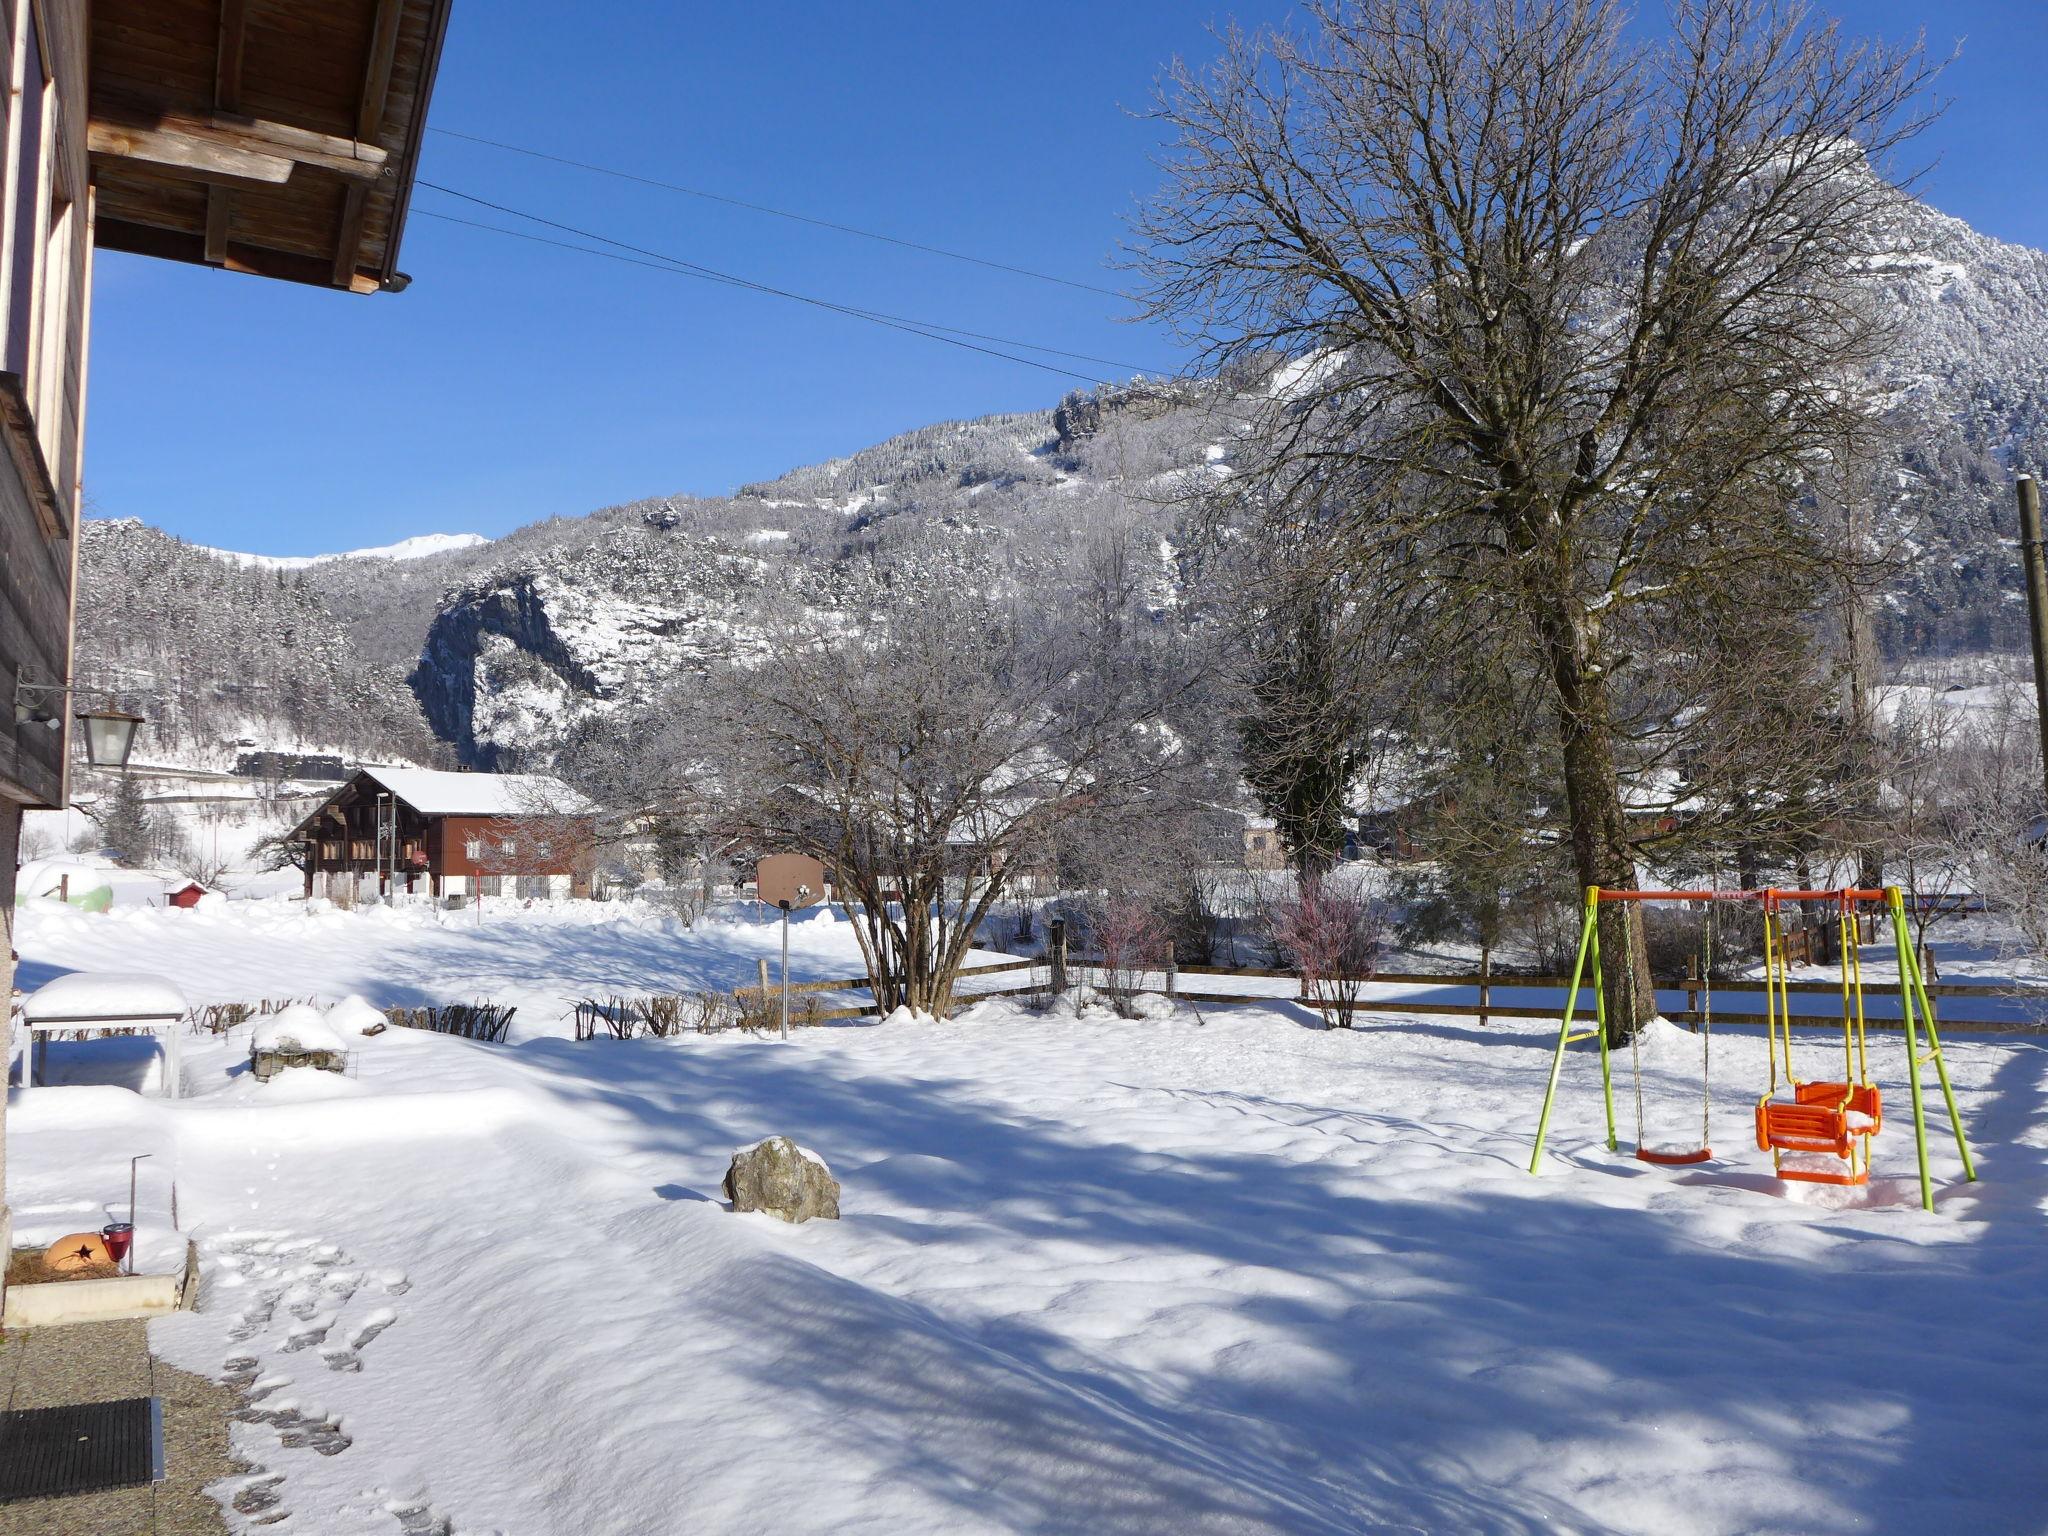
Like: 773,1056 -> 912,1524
780,899 -> 794,1040
755,855 -> 826,1042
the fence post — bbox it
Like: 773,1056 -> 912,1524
1050,919 -> 1068,994
1479,949 -> 1491,1028
1166,942 -> 1177,999
1685,955 -> 1699,1032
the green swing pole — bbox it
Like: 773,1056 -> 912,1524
1530,887 -> 1606,1173
1887,888 -> 1937,1212
1890,886 -> 1977,1195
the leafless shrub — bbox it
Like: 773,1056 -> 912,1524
640,994 -> 684,1038
387,1002 -> 515,1044
1094,896 -> 1168,1018
1270,880 -> 1386,1029
192,1001 -> 255,1035
689,990 -> 742,1033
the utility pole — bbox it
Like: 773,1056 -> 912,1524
2017,475 -> 2048,811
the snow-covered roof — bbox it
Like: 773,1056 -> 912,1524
356,767 -> 595,817
23,972 -> 187,1022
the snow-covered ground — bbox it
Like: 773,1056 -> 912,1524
9,902 -> 2048,1534
12,897 -> 1008,1038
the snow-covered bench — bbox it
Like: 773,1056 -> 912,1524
18,972 -> 187,1099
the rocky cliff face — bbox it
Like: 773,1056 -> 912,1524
395,391 -> 1215,766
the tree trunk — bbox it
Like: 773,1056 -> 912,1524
1531,588 -> 1655,1042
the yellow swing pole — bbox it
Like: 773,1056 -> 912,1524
1530,887 -> 1611,1173
1836,901 -> 1855,1088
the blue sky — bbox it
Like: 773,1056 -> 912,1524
84,1 -> 2048,556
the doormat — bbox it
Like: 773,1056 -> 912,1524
0,1396 -> 161,1501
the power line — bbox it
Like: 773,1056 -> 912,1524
415,181 -> 1163,383
414,210 -> 1154,375
427,125 -> 1125,299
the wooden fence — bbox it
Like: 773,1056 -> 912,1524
757,958 -> 2048,1040
1169,963 -> 2048,1032
739,957 -> 1043,1023
742,952 -> 2048,1033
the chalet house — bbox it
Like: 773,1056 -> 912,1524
1242,817 -> 1288,871
292,767 -> 600,903
0,2 -> 450,1289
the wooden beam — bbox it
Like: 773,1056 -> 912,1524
332,183 -> 368,287
87,119 -> 293,187
333,0 -> 405,285
204,188 -> 229,264
89,104 -> 390,184
95,217 -> 344,290
215,0 -> 247,112
359,0 -> 404,143
206,0 -> 248,263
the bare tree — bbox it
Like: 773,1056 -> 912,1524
1135,0 -> 1936,1036
1943,682 -> 2047,975
672,592 -> 1195,1018
1881,693 -> 1971,965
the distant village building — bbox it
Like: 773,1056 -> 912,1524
292,768 -> 599,904
1242,817 -> 1288,871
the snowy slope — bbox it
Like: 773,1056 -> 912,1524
6,897 -> 2044,1534
197,532 -> 490,570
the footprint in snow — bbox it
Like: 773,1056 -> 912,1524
207,1230 -> 414,1510
391,1500 -> 454,1536
231,1472 -> 287,1521
351,1308 -> 397,1351
281,1313 -> 336,1353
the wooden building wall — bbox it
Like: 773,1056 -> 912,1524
0,1 -> 95,812
299,781 -> 598,899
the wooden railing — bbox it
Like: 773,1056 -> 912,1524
744,955 -> 2048,1032
737,957 -> 1043,1023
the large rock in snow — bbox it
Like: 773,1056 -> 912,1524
723,1137 -> 840,1223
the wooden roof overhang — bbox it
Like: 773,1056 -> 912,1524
86,0 -> 454,293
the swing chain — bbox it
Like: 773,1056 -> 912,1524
1700,895 -> 1713,1147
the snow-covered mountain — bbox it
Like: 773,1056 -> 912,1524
77,183 -> 2048,770
75,519 -> 445,768
197,531 -> 490,570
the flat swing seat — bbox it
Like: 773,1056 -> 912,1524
1634,1145 -> 1713,1166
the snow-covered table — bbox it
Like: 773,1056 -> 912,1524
18,972 -> 188,1098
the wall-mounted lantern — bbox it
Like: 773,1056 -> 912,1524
14,680 -> 146,770
76,708 -> 144,770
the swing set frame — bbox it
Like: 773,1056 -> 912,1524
1528,885 -> 1977,1212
